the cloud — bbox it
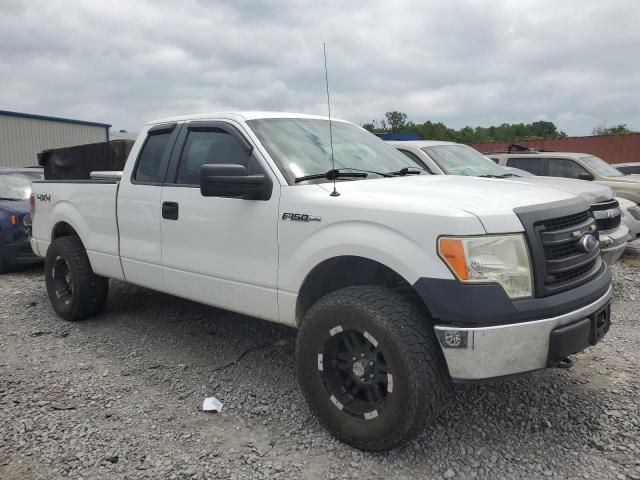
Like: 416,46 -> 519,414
0,0 -> 638,135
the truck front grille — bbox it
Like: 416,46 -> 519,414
515,198 -> 604,298
627,205 -> 640,221
537,211 -> 601,291
590,199 -> 621,232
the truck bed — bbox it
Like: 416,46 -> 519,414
30,179 -> 125,280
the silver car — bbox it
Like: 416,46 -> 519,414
390,140 -> 628,265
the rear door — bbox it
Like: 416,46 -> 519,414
159,120 -> 280,321
117,123 -> 181,291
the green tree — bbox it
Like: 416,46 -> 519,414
362,123 -> 375,132
592,123 -> 634,135
384,111 -> 408,132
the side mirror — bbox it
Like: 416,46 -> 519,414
577,172 -> 595,181
200,164 -> 272,200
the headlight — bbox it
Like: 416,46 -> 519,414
438,234 -> 532,298
22,214 -> 32,228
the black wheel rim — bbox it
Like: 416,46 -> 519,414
320,328 -> 392,420
52,256 -> 73,305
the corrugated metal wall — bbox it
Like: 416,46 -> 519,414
0,114 -> 108,167
471,133 -> 640,164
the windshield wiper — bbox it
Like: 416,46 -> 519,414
294,168 -> 369,183
387,167 -> 427,176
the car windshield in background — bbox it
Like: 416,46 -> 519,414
580,155 -> 624,178
246,118 -> 417,184
423,145 -> 508,176
0,172 -> 43,200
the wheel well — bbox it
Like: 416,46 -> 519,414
296,256 -> 429,325
51,222 -> 78,241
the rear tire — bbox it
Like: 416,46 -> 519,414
45,236 -> 108,321
296,285 -> 449,451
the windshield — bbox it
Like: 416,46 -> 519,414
422,144 -> 509,176
246,118 -> 417,184
0,172 -> 43,200
580,155 -> 624,178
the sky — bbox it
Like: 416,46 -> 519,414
1,0 -> 638,135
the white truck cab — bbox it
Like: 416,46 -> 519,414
30,112 -> 612,451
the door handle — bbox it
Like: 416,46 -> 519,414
162,201 -> 179,220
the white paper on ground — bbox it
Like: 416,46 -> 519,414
202,396 -> 224,412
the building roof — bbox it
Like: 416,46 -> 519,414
0,109 -> 111,128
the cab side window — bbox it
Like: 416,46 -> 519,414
547,158 -> 588,179
133,132 -> 172,183
506,157 -> 545,176
176,130 -> 252,185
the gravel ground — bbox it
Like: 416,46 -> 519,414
1,247 -> 640,480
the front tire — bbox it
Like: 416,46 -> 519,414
296,285 -> 449,451
45,236 -> 108,321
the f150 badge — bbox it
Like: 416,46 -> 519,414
282,212 -> 321,222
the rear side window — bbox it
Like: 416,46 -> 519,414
547,158 -> 588,179
133,132 -> 172,183
618,165 -> 640,175
506,157 -> 545,176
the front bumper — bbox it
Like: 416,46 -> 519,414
433,285 -> 612,381
1,236 -> 42,266
599,224 -> 628,264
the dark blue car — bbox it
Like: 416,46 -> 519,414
0,168 -> 44,273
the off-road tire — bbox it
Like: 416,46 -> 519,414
45,236 -> 108,321
296,285 -> 450,451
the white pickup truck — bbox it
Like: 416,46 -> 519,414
30,112 -> 612,451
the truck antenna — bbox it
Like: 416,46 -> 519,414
323,42 -> 339,197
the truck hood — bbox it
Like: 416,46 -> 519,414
504,176 -> 613,204
317,175 -> 583,233
0,199 -> 30,214
602,175 -> 640,185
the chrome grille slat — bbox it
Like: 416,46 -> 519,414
627,205 -> 640,221
536,210 -> 600,291
591,199 -> 622,232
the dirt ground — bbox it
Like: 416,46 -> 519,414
1,255 -> 639,480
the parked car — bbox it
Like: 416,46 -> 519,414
0,168 -> 44,272
487,146 -> 640,204
391,141 -> 628,264
613,162 -> 640,175
618,196 -> 640,241
31,112 -> 612,451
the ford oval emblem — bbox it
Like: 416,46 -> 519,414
579,234 -> 598,253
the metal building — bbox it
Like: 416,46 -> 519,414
0,110 -> 111,167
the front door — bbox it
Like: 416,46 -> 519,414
159,121 -> 280,321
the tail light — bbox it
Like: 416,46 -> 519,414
30,193 -> 36,217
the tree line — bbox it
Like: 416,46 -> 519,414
362,111 -> 635,143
